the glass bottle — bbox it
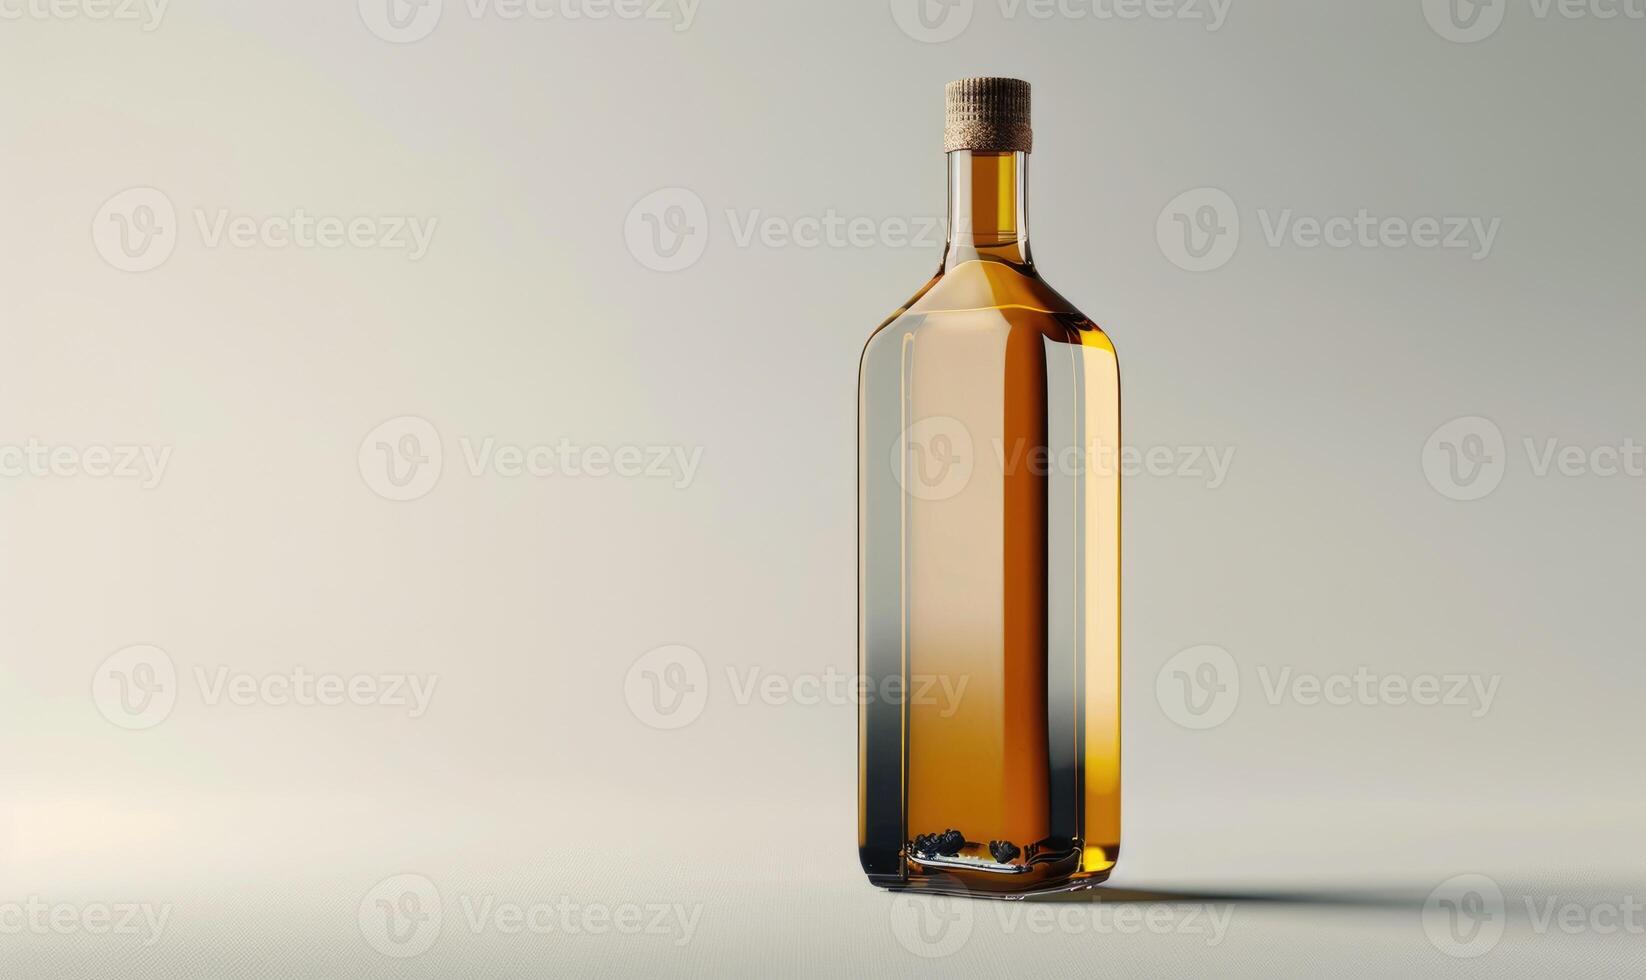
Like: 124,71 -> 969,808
858,78 -> 1121,898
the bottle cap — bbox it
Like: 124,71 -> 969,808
944,77 -> 1032,153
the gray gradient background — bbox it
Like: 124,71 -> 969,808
2,0 -> 1644,975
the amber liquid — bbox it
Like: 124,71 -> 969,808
859,152 -> 1120,897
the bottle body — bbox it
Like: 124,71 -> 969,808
858,149 -> 1120,898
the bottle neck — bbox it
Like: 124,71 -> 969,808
943,150 -> 1032,272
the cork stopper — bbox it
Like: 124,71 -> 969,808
944,77 -> 1032,153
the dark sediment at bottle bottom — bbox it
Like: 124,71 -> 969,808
866,836 -> 1118,898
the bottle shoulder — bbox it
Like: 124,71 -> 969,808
865,259 -> 1116,355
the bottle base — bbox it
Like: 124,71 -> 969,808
868,843 -> 1117,900
869,868 -> 1115,901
